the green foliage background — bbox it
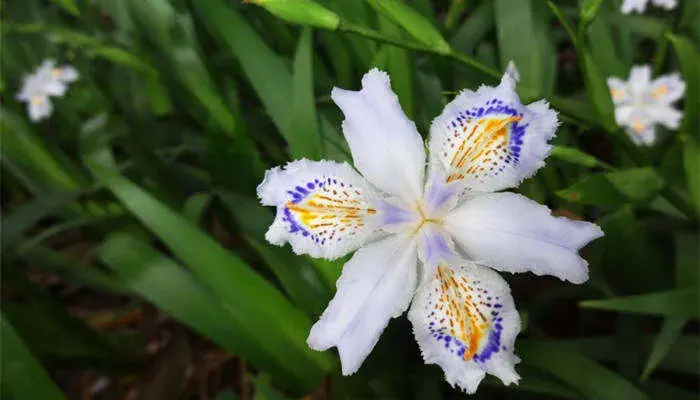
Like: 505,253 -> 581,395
1,0 -> 699,398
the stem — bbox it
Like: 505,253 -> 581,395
338,21 -> 501,80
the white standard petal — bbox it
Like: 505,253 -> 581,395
649,72 -> 685,105
54,65 -> 79,83
331,69 -> 426,202
621,0 -> 648,14
308,234 -> 418,375
32,59 -> 69,97
257,159 -> 384,260
628,65 -> 652,97
651,0 -> 677,9
444,192 -> 603,284
428,73 -> 558,194
607,77 -> 631,106
27,96 -> 53,122
409,263 -> 521,394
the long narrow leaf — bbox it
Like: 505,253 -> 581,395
291,28 -> 322,159
0,312 -> 66,400
90,167 -> 333,391
99,233 -> 322,391
580,287 -> 699,317
520,341 -> 650,400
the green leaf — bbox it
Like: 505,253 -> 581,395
325,0 -> 377,68
580,0 -> 604,26
640,315 -> 689,380
643,380 -> 699,400
557,168 -> 665,207
519,341 -> 650,400
681,134 -> 700,214
249,0 -> 340,30
90,167 -> 332,390
19,245 -> 129,295
215,391 -> 238,400
549,96 -> 599,127
182,193 -> 212,224
551,145 -> 612,169
586,8 -> 626,78
546,1 -> 577,45
366,0 -> 451,54
291,28 -> 322,159
580,48 -> 617,131
192,0 -> 292,138
510,366 -> 580,398
98,233 -> 325,393
0,312 -> 66,400
495,0 -> 553,98
1,190 -> 85,252
0,109 -> 86,194
91,46 -> 157,76
450,2 -> 494,55
193,0 -> 343,161
580,287 -> 699,317
559,335 -> 699,375
125,0 -> 234,133
253,375 -> 294,400
218,190 -> 331,316
321,33 -> 352,87
605,14 -> 664,38
667,34 -> 699,136
374,15 -> 414,117
675,232 -> 700,288
50,0 -> 79,15
596,206 -> 667,294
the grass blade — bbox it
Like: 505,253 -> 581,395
557,168 -> 665,207
520,341 -> 650,400
0,312 -> 66,400
291,28 -> 322,159
1,190 -> 85,252
367,0 -> 451,54
580,287 -> 699,317
681,134 -> 700,214
90,167 -> 333,389
99,233 -> 325,392
494,0 -> 553,98
640,315 -> 689,380
667,34 -> 699,136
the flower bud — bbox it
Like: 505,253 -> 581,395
247,0 -> 340,31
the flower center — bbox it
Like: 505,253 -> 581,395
413,204 -> 442,234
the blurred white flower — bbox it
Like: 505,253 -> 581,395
258,69 -> 603,393
620,0 -> 677,14
15,59 -> 79,122
608,65 -> 685,145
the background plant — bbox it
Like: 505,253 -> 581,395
0,0 -> 698,399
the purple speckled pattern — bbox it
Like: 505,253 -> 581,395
422,265 -> 507,363
281,175 -> 377,246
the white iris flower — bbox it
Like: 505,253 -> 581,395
620,0 -> 677,14
15,59 -> 79,122
608,65 -> 685,145
257,69 -> 603,393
